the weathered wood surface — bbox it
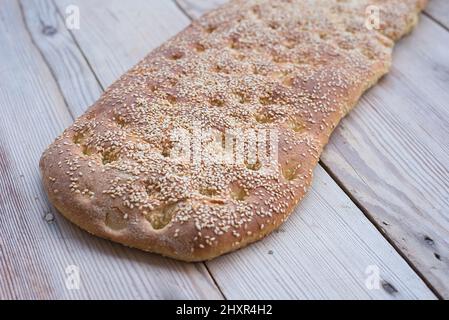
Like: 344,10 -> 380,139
19,0 -> 102,118
0,0 -> 222,300
425,0 -> 449,29
0,0 -> 444,299
55,0 -> 190,89
176,0 -> 449,298
177,0 -> 449,30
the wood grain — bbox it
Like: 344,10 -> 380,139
425,0 -> 449,30
55,0 -> 190,87
176,0 -> 449,299
0,0 -> 222,300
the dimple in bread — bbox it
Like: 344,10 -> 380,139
40,0 -> 427,261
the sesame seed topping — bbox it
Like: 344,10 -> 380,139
40,0 -> 422,255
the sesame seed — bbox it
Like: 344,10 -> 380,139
41,0 -> 414,256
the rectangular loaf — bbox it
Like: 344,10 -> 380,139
40,0 -> 427,261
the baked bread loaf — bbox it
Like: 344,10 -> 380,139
40,0 -> 427,261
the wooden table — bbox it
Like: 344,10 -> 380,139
0,0 -> 448,300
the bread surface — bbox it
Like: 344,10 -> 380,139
40,0 -> 427,261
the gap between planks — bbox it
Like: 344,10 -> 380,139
319,160 -> 442,299
424,0 -> 449,31
171,0 -> 431,298
49,0 -> 107,93
17,0 -> 75,120
423,11 -> 449,33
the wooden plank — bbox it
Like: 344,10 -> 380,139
0,0 -> 222,299
174,0 -> 436,299
177,0 -> 449,298
425,0 -> 449,30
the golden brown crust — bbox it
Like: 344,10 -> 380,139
40,0 -> 426,261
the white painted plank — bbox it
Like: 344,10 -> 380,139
0,0 -> 222,300
426,0 -> 449,29
174,0 -> 436,299
177,0 -> 449,298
